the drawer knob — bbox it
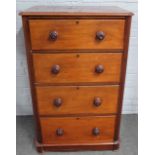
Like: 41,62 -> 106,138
92,127 -> 100,136
56,128 -> 64,136
51,65 -> 60,74
96,31 -> 105,40
94,97 -> 102,107
49,31 -> 58,41
53,98 -> 62,107
95,65 -> 104,73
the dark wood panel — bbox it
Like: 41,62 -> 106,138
21,17 -> 42,142
114,16 -> 132,141
35,139 -> 119,152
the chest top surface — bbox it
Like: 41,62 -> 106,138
19,6 -> 133,17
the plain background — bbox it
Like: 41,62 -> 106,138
16,0 -> 138,115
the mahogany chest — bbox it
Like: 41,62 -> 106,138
20,6 -> 133,152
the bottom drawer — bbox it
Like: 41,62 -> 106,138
40,116 -> 116,144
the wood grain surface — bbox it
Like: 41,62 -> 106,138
40,116 -> 116,144
19,6 -> 133,16
36,85 -> 119,115
29,19 -> 125,50
20,6 -> 133,152
33,53 -> 122,84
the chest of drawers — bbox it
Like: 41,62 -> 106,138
20,6 -> 133,152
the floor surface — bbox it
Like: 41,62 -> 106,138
16,114 -> 138,155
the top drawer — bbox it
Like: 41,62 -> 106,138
29,19 -> 125,50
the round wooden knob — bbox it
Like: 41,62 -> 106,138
53,98 -> 62,107
96,31 -> 105,40
95,65 -> 104,73
92,127 -> 100,136
94,97 -> 102,107
56,128 -> 64,136
51,65 -> 60,74
49,31 -> 58,41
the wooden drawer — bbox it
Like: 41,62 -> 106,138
40,116 -> 116,144
33,53 -> 122,84
29,19 -> 125,50
21,6 -> 133,152
36,86 -> 119,116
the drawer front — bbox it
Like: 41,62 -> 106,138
33,53 -> 122,84
36,86 -> 119,115
41,116 -> 116,144
29,19 -> 125,50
